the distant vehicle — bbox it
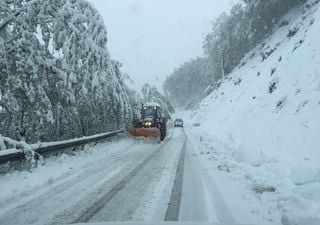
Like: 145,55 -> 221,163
174,119 -> 183,127
130,102 -> 167,141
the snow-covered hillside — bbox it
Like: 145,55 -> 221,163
190,1 -> 320,224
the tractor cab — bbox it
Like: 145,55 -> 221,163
141,104 -> 163,128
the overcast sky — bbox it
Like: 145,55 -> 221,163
88,0 -> 237,92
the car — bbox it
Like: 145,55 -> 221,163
174,118 -> 183,127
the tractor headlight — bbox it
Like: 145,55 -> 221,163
145,121 -> 152,127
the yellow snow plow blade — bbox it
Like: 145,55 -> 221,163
130,127 -> 161,138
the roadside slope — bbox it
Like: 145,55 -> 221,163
191,1 -> 320,224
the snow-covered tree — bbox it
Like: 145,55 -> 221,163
165,0 -> 307,109
141,84 -> 174,119
164,57 -> 213,109
204,0 -> 307,78
0,0 -> 136,143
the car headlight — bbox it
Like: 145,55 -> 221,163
145,121 -> 152,126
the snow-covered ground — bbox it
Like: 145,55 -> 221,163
178,1 -> 320,224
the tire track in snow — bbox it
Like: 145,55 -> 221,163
0,139 -> 165,225
72,135 -> 172,223
201,171 -> 237,224
184,129 -> 237,224
164,129 -> 187,221
0,154 -> 129,225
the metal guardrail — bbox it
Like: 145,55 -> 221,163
0,129 -> 125,172
35,129 -> 125,156
0,149 -> 24,164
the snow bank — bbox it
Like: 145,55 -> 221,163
191,1 -> 320,224
233,143 -> 270,167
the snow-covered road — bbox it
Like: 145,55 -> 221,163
0,129 -> 186,225
0,127 -> 275,225
180,139 -> 236,223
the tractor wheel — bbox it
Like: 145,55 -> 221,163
160,123 -> 166,141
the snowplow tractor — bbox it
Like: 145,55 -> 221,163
130,103 -> 167,141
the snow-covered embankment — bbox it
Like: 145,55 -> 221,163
191,1 -> 320,224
